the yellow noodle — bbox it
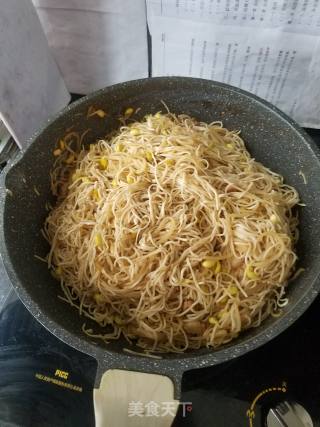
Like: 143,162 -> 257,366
44,112 -> 300,352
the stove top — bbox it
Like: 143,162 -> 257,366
1,129 -> 320,427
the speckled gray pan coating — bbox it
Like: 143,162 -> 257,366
1,77 -> 320,399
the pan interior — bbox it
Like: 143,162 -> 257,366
3,77 -> 320,362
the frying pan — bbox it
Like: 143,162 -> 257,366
1,77 -> 320,423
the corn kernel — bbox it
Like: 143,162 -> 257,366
145,151 -> 153,162
214,260 -> 221,274
126,175 -> 135,184
115,143 -> 124,152
114,314 -> 123,325
228,286 -> 238,296
94,293 -> 104,304
53,149 -> 61,156
165,159 -> 175,166
245,264 -> 259,280
270,214 -> 278,224
112,179 -> 117,187
130,128 -> 140,136
91,189 -> 100,201
95,109 -> 106,118
208,317 -> 218,325
98,157 -> 108,170
81,177 -> 91,183
55,266 -> 62,276
95,233 -> 103,247
217,311 -> 226,320
124,107 -> 134,117
202,259 -> 217,269
226,143 -> 233,149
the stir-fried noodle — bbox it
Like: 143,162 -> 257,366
44,112 -> 299,352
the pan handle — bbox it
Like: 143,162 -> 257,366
93,353 -> 184,399
94,369 -> 180,427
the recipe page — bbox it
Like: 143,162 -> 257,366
147,0 -> 320,127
